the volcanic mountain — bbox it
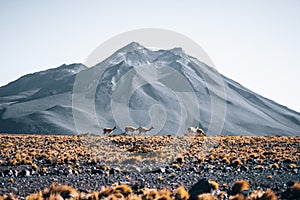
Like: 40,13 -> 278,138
0,42 -> 299,136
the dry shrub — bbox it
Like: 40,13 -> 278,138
196,193 -> 218,200
261,189 -> 278,200
48,193 -> 63,200
142,189 -> 159,200
209,181 -> 219,190
290,163 -> 297,169
222,157 -> 230,165
115,185 -> 132,196
231,159 -> 243,167
158,188 -> 172,197
32,163 -> 39,171
84,192 -> 99,200
198,157 -> 205,163
0,194 -> 18,200
98,187 -> 114,198
175,186 -> 189,200
229,194 -> 245,200
254,165 -> 263,170
269,164 -> 279,169
246,190 -> 264,200
172,163 -> 180,169
231,180 -> 249,195
43,184 -> 78,199
25,192 -> 43,200
246,189 -> 277,200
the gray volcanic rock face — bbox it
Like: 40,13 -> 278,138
0,43 -> 299,135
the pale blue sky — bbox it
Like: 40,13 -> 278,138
0,0 -> 300,111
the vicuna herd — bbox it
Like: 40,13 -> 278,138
103,125 -> 155,135
102,125 -> 206,136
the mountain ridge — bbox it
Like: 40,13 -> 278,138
0,43 -> 299,135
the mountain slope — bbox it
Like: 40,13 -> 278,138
0,43 -> 299,135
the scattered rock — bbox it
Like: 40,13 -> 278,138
19,170 -> 30,177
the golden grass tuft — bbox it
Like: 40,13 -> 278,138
222,157 -> 230,165
25,192 -> 43,200
229,194 -> 245,200
261,189 -> 278,200
231,159 -> 243,167
246,189 -> 264,200
172,163 -> 180,169
196,193 -> 218,200
43,184 -> 78,199
269,163 -> 279,169
98,187 -> 114,198
209,181 -> 219,190
115,185 -> 132,196
289,163 -> 297,169
231,180 -> 249,195
142,189 -> 158,200
254,165 -> 263,170
0,194 -> 18,200
198,157 -> 206,163
84,191 -> 99,200
31,163 -> 39,171
209,154 -> 215,161
175,186 -> 189,200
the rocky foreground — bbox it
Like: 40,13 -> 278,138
0,134 -> 300,199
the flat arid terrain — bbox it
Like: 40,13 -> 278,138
0,134 -> 300,199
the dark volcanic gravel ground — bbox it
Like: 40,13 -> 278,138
0,158 -> 299,198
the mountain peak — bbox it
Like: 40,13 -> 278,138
117,42 -> 147,54
169,47 -> 185,55
126,41 -> 144,48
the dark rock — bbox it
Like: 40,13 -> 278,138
11,187 -> 18,194
91,167 -> 103,174
109,168 -> 115,175
189,167 -> 196,172
241,165 -> 248,171
19,170 -> 30,177
166,168 -> 175,173
3,169 -> 13,177
188,178 -> 211,200
287,181 -> 295,187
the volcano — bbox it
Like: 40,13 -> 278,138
0,42 -> 299,136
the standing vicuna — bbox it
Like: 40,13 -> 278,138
124,126 -> 137,134
196,128 -> 206,136
137,126 -> 154,135
103,126 -> 117,135
187,126 -> 198,134
187,126 -> 206,136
